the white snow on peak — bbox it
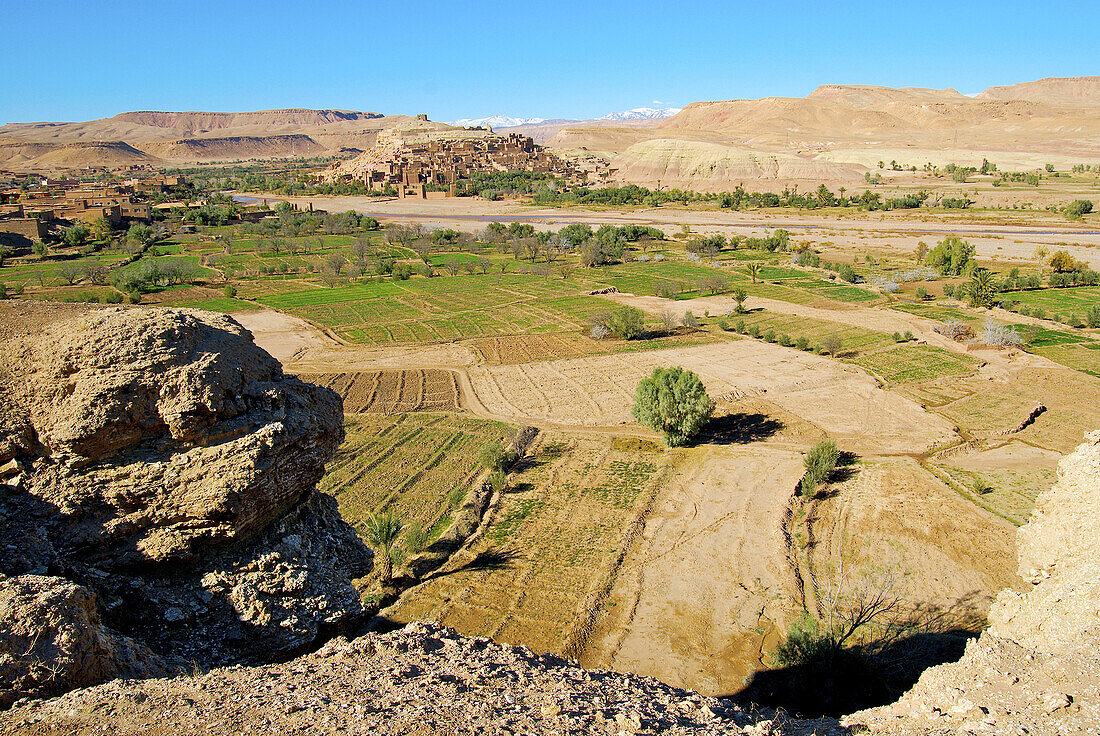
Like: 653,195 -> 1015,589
448,115 -> 548,128
597,106 -> 681,121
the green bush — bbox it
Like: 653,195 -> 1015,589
800,440 -> 840,496
796,336 -> 810,351
915,286 -> 928,301
632,366 -> 715,447
591,304 -> 646,339
892,331 -> 903,342
763,328 -> 776,343
477,440 -> 515,471
1087,306 -> 1100,328
734,318 -> 746,333
746,324 -> 760,338
104,291 -> 123,304
223,285 -> 237,298
904,330 -> 915,341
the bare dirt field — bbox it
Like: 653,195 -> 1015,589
582,445 -> 804,695
466,341 -> 955,454
300,370 -> 461,413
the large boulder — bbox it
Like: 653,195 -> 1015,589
0,307 -> 371,705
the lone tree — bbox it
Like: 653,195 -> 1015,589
632,366 -> 715,447
363,510 -> 404,585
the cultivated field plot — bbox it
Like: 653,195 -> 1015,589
850,344 -> 977,384
937,440 -> 1062,526
810,458 -> 1019,614
931,365 -> 1100,453
1032,343 -> 1100,377
253,274 -> 607,344
583,445 -> 806,695
735,310 -> 896,354
386,434 -> 673,660
299,370 -> 461,413
318,413 -> 512,546
467,341 -> 956,454
467,330 -> 724,366
998,286 -> 1100,315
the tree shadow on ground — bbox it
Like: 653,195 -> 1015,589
696,412 -> 784,445
730,592 -> 988,718
425,548 -> 520,583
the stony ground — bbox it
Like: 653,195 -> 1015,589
1,622 -> 844,736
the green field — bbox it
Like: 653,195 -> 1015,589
999,286 -> 1100,315
850,344 -> 977,384
733,310 -> 896,354
318,412 -> 512,551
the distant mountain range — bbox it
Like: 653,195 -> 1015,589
597,107 -> 682,121
447,107 -> 681,129
3,77 -> 1099,186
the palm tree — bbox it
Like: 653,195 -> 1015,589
363,511 -> 404,584
747,263 -> 760,284
969,268 -> 996,309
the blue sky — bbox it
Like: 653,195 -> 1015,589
3,0 -> 1098,123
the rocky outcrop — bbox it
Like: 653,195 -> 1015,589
846,431 -> 1100,735
0,307 -> 370,707
0,621 -> 844,735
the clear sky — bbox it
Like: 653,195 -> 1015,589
4,0 -> 1098,123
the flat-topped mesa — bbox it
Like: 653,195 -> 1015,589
0,307 -> 371,707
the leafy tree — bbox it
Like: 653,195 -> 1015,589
926,236 -> 975,276
632,366 -> 715,447
591,304 -> 645,339
1063,200 -> 1093,219
477,440 -> 514,471
558,223 -> 593,246
1049,250 -> 1085,273
363,511 -> 404,584
62,224 -> 90,248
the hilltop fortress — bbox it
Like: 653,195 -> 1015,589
324,124 -> 595,198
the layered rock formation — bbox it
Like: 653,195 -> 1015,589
0,307 -> 370,707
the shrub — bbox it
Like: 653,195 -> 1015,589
478,440 -> 515,471
590,324 -> 609,340
903,330 -> 915,341
892,331 -> 903,342
632,366 -> 715,447
915,286 -> 928,301
103,291 -> 123,304
838,264 -> 858,283
1064,199 -> 1094,219
1087,305 -> 1100,328
778,332 -> 792,347
982,321 -> 1024,347
717,317 -> 730,331
935,319 -> 974,341
942,283 -> 955,299
681,311 -> 700,330
763,328 -> 776,343
800,440 -> 840,495
796,336 -> 810,351
746,324 -> 760,338
821,334 -> 843,355
223,285 -> 237,298
591,304 -> 645,339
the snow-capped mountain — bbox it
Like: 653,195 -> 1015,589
597,106 -> 681,121
448,115 -> 548,128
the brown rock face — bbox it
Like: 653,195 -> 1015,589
0,307 -> 370,706
0,576 -> 164,709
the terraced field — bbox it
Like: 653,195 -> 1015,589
254,274 -> 606,344
318,413 -> 512,551
385,434 -> 674,660
300,370 -> 461,412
